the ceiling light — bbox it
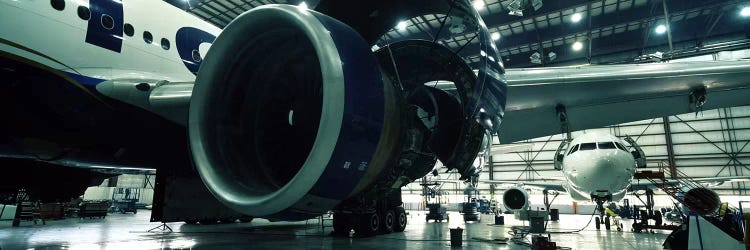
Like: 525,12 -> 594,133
741,6 -> 750,17
473,0 -> 485,11
572,41 -> 583,51
655,24 -> 667,34
396,21 -> 407,31
491,32 -> 501,41
571,13 -> 582,23
297,1 -> 308,10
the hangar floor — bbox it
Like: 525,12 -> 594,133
0,210 -> 669,249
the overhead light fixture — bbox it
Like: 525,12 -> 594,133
297,1 -> 308,10
530,52 -> 542,64
655,24 -> 667,34
572,41 -> 583,51
741,6 -> 750,17
571,13 -> 582,23
507,0 -> 524,16
396,21 -> 407,31
491,32 -> 501,41
473,0 -> 485,11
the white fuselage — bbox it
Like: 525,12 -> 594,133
561,132 -> 636,202
0,0 -> 220,83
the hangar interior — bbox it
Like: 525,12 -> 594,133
2,0 -> 750,249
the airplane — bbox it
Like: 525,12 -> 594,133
3,0 -> 750,237
443,131 -> 750,230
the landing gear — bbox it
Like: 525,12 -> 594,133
393,207 -> 407,232
356,213 -> 380,236
333,207 -> 406,236
381,210 -> 395,233
592,196 -> 610,230
604,216 -> 611,230
595,217 -> 601,230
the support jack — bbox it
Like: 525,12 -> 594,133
148,223 -> 173,233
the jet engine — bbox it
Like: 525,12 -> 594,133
187,4 -> 499,221
503,187 -> 530,211
683,187 -> 721,216
188,5 -> 396,219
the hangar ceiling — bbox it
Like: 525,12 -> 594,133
165,0 -> 750,68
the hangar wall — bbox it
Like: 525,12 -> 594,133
403,105 -> 750,211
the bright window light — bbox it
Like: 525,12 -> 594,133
297,1 -> 308,10
655,24 -> 667,34
473,0 -> 485,11
572,41 -> 583,51
571,13 -> 582,23
397,21 -> 407,31
741,6 -> 750,17
491,32 -> 501,41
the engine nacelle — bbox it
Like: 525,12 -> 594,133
188,5 -> 394,220
503,187 -> 530,211
683,187 -> 721,215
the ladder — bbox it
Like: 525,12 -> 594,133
635,161 -> 744,240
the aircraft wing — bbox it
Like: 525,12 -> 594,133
474,179 -> 567,192
629,176 -> 750,191
498,60 -> 750,143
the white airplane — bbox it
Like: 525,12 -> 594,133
3,0 -> 750,236
466,131 -> 750,230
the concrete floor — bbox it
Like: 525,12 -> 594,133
0,210 -> 670,249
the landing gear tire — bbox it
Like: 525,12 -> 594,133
393,207 -> 407,232
380,210 -> 395,233
604,216 -> 611,230
356,213 -> 380,236
595,217 -> 601,230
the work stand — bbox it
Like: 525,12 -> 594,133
148,223 -> 173,233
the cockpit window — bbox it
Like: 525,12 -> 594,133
579,143 -> 596,151
567,144 -> 579,155
598,142 -> 617,149
615,142 -> 628,152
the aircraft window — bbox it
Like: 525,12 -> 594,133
101,14 -> 114,30
143,31 -> 153,44
51,0 -> 65,11
598,142 -> 617,149
615,142 -> 629,152
191,49 -> 202,62
567,144 -> 579,155
161,38 -> 170,50
77,6 -> 91,20
124,23 -> 134,37
579,143 -> 596,151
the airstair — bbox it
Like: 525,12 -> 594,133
634,161 -> 745,242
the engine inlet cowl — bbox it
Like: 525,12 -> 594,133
503,187 -> 529,211
188,5 -> 387,220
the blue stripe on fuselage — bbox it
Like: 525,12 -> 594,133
63,71 -> 106,87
